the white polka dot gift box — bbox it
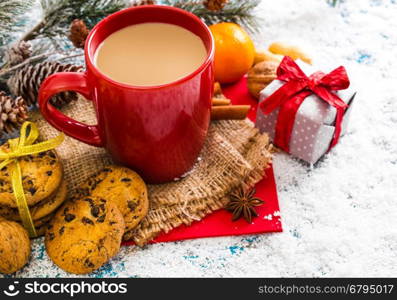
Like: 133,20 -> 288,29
256,56 -> 356,164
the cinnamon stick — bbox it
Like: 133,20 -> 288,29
212,98 -> 231,106
211,105 -> 250,120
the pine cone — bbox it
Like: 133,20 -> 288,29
204,0 -> 229,11
5,41 -> 32,66
130,0 -> 156,6
68,19 -> 89,49
7,61 -> 83,108
0,91 -> 28,136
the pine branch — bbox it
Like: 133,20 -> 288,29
0,52 -> 57,78
162,0 -> 261,33
0,0 -> 35,46
20,0 -> 129,42
0,50 -> 83,79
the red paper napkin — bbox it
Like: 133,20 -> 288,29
125,77 -> 282,245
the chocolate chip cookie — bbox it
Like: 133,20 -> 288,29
73,165 -> 148,236
45,196 -> 125,274
0,146 -> 63,208
0,180 -> 67,221
33,224 -> 47,237
14,212 -> 56,238
33,215 -> 55,237
33,211 -> 56,228
0,217 -> 31,274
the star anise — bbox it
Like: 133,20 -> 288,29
225,188 -> 264,223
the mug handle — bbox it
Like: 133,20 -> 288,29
38,72 -> 103,147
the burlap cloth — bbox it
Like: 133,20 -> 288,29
31,97 -> 272,246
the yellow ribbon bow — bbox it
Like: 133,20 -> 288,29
0,122 -> 64,237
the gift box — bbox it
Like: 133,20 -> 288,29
256,57 -> 356,164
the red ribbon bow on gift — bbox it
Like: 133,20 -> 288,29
259,56 -> 350,153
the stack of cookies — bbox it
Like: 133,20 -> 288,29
45,165 -> 149,274
0,143 -> 65,236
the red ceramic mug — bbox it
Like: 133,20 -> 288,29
39,6 -> 214,183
